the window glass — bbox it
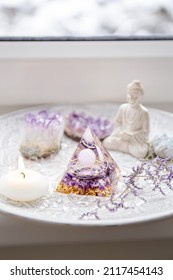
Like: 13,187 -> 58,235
0,0 -> 173,37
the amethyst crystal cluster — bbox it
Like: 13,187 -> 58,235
56,127 -> 120,196
20,110 -> 64,159
65,112 -> 113,140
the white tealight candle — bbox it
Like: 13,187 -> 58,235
0,157 -> 49,201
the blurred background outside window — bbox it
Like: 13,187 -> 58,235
0,0 -> 173,37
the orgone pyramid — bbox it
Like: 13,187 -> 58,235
56,127 -> 120,197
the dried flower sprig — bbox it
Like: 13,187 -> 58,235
80,157 -> 173,220
137,157 -> 173,195
79,210 -> 100,220
122,157 -> 173,195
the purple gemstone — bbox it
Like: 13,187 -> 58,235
65,111 -> 113,140
20,110 -> 64,159
57,127 -> 120,196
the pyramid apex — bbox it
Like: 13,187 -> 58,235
82,126 -> 94,143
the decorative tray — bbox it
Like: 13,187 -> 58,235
0,104 -> 173,226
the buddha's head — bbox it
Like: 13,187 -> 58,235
127,80 -> 144,106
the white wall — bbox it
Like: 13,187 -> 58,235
0,40 -> 173,105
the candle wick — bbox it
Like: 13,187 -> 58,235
21,172 -> 25,179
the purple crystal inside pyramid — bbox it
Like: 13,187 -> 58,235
65,112 -> 113,140
56,127 -> 120,197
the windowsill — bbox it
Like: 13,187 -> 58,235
0,40 -> 173,59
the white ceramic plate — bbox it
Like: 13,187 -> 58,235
0,104 -> 173,226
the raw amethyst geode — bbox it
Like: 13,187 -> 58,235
20,110 -> 64,159
65,112 -> 113,140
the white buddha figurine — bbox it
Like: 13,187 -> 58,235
103,80 -> 150,158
